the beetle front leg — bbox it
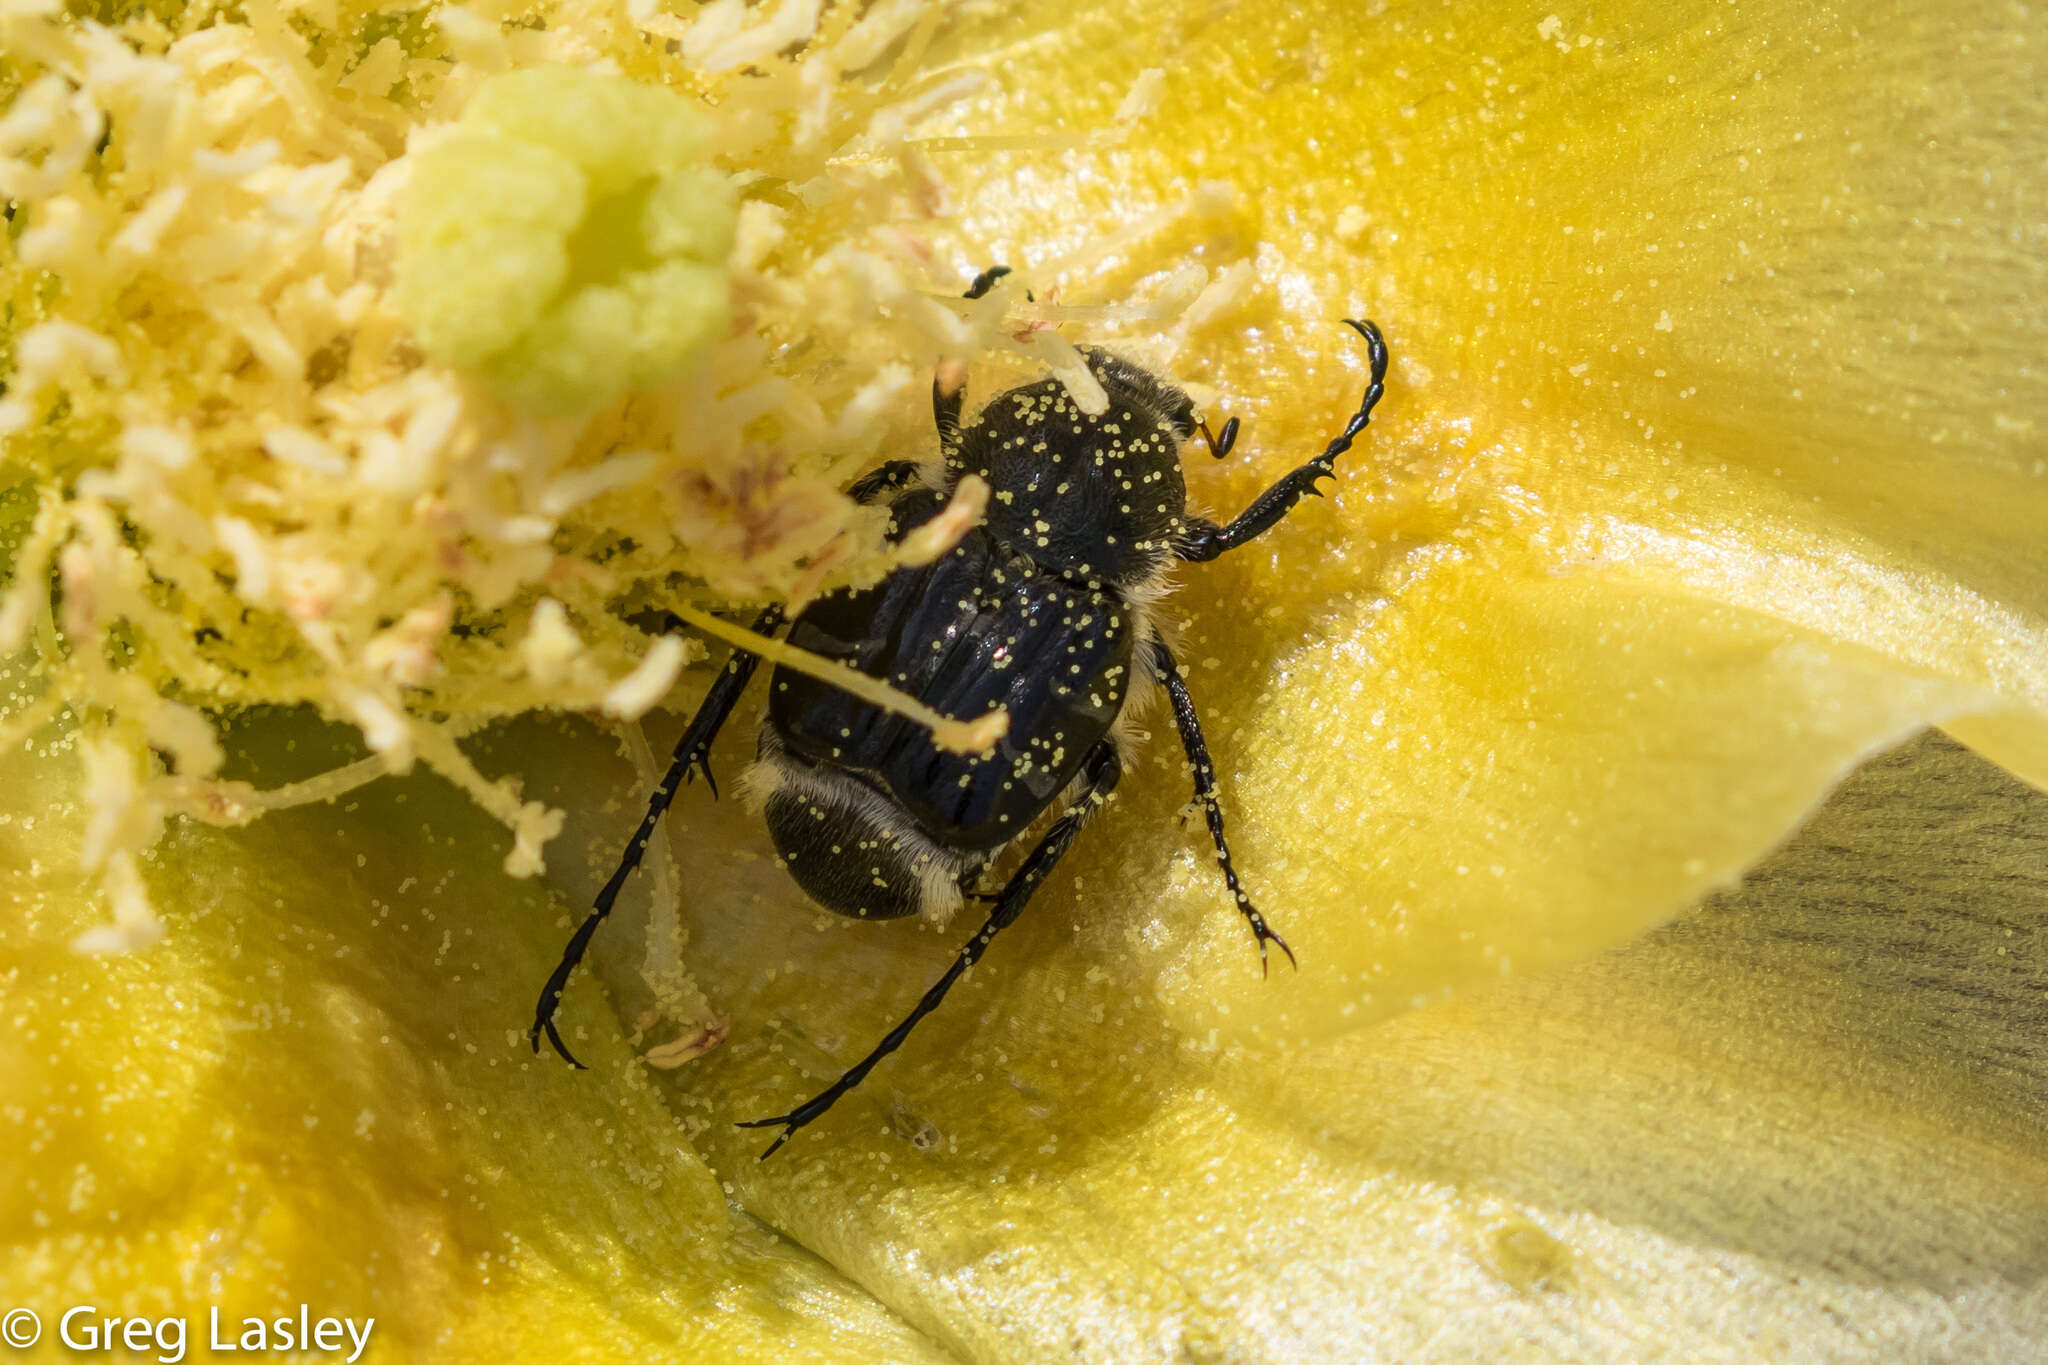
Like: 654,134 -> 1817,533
846,460 -> 923,506
738,740 -> 1122,1159
1177,319 -> 1389,562
1150,640 -> 1294,972
529,605 -> 784,1067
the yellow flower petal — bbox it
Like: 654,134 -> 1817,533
935,0 -> 2046,619
0,694 -> 943,1361
510,0 -> 2044,1351
516,723 -> 2048,1358
874,0 -> 2048,1039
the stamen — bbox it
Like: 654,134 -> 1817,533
670,604 -> 1008,756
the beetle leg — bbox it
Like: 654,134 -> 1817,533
529,606 -> 785,1068
845,460 -> 923,506
1177,319 -> 1388,562
1149,640 -> 1295,973
739,740 -> 1122,1159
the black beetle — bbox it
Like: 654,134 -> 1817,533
531,267 -> 1389,1157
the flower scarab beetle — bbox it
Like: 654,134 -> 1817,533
532,268 -> 1390,1157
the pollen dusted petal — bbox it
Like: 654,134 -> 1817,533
622,0 -> 2040,1354
0,702 -> 945,1360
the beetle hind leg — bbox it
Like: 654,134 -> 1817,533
1177,319 -> 1388,562
739,740 -> 1123,1159
1150,640 -> 1295,973
528,606 -> 784,1067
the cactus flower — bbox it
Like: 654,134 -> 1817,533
2,0 -> 2043,1359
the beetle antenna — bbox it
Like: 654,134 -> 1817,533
964,263 -> 1011,299
1195,416 -> 1240,460
936,265 -> 1018,445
